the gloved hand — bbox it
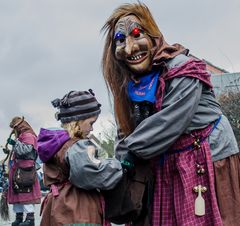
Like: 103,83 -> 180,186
7,138 -> 16,146
121,152 -> 137,176
2,148 -> 9,154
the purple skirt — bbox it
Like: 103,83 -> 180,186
8,159 -> 41,204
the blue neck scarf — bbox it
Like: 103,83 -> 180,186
128,70 -> 159,103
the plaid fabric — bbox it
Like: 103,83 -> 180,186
100,194 -> 112,226
156,58 -> 212,111
151,125 -> 223,226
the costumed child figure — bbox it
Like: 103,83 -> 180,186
38,89 -> 122,226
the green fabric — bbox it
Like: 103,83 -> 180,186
7,137 -> 16,145
121,159 -> 134,168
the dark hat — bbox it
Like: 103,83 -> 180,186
51,89 -> 101,123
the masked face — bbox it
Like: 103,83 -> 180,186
114,15 -> 154,75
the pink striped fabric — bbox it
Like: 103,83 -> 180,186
151,125 -> 223,226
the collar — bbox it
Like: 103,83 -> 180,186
128,70 -> 159,103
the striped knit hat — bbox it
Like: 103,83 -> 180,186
51,89 -> 101,123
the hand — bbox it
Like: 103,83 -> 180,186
121,159 -> 135,177
7,138 -> 16,146
121,159 -> 135,169
123,151 -> 138,166
2,148 -> 9,154
121,152 -> 137,176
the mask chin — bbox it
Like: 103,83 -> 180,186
127,56 -> 153,76
130,66 -> 153,78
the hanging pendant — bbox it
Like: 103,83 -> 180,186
193,185 -> 207,216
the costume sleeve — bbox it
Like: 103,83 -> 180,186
13,140 -> 37,160
65,140 -> 123,190
117,77 -> 203,159
114,129 -> 128,160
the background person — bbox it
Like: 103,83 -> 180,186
7,116 -> 41,226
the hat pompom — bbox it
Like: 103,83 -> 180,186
51,98 -> 61,108
88,89 -> 95,96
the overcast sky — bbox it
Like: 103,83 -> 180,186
0,0 -> 240,157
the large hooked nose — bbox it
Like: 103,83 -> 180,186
125,36 -> 139,56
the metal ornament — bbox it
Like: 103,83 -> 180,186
193,185 -> 207,216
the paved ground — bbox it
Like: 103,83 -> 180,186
0,200 -> 41,226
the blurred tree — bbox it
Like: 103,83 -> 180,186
98,119 -> 116,158
100,139 -> 115,158
218,91 -> 240,147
